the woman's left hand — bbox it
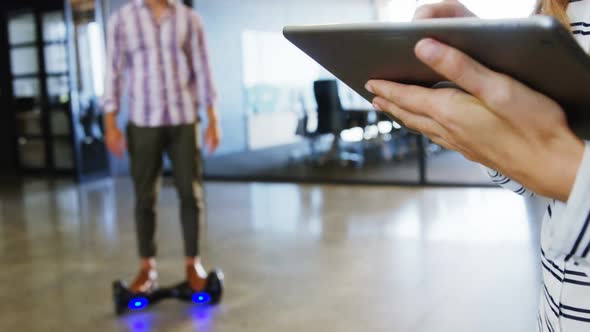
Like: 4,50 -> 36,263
365,38 -> 585,202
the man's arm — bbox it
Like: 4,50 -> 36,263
103,13 -> 127,158
103,12 -> 126,117
190,13 -> 221,153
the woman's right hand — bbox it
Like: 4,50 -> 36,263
414,0 -> 476,20
366,38 -> 585,202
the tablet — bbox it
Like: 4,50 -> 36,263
283,16 -> 590,138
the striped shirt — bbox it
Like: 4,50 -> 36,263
103,0 -> 216,127
488,2 -> 590,331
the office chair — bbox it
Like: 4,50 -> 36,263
314,80 -> 342,135
307,79 -> 363,165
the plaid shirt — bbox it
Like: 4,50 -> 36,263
103,0 -> 216,126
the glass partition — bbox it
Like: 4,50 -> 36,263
65,0 -> 110,180
201,0 -> 537,186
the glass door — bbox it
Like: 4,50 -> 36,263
6,9 -> 75,173
43,10 -> 75,171
8,11 -> 45,170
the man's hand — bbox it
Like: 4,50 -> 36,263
413,0 -> 476,20
104,112 -> 127,159
205,106 -> 221,155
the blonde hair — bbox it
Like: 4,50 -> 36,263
538,0 -> 570,26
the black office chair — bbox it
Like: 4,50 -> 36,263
299,80 -> 363,165
314,80 -> 344,136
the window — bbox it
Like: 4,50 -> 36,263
379,0 -> 539,22
8,13 -> 36,45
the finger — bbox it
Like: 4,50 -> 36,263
373,96 -> 446,138
414,39 -> 497,98
414,38 -> 534,113
117,140 -> 126,156
107,141 -> 119,158
413,0 -> 463,20
205,135 -> 214,154
118,141 -> 126,157
367,80 -> 451,120
428,134 -> 461,152
373,96 -> 464,153
425,133 -> 484,164
205,134 -> 212,148
112,145 -> 123,159
117,139 -> 126,157
208,141 -> 217,155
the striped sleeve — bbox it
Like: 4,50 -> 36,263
102,12 -> 127,114
189,12 -> 217,109
551,142 -> 590,262
483,166 -> 536,197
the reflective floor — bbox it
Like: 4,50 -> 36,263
205,144 -> 491,185
0,178 -> 544,331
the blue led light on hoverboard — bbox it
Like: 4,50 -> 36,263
128,297 -> 149,310
191,292 -> 211,304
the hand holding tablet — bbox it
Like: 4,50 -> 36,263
284,16 -> 587,200
283,16 -> 590,138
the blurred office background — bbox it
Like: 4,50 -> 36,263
0,0 -> 538,186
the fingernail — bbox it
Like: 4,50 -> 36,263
372,101 -> 382,111
365,82 -> 374,94
416,39 -> 441,62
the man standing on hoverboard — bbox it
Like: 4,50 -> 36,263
103,0 -> 220,294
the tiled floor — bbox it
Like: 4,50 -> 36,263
0,178 -> 544,331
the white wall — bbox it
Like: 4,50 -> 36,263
195,0 -> 375,154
